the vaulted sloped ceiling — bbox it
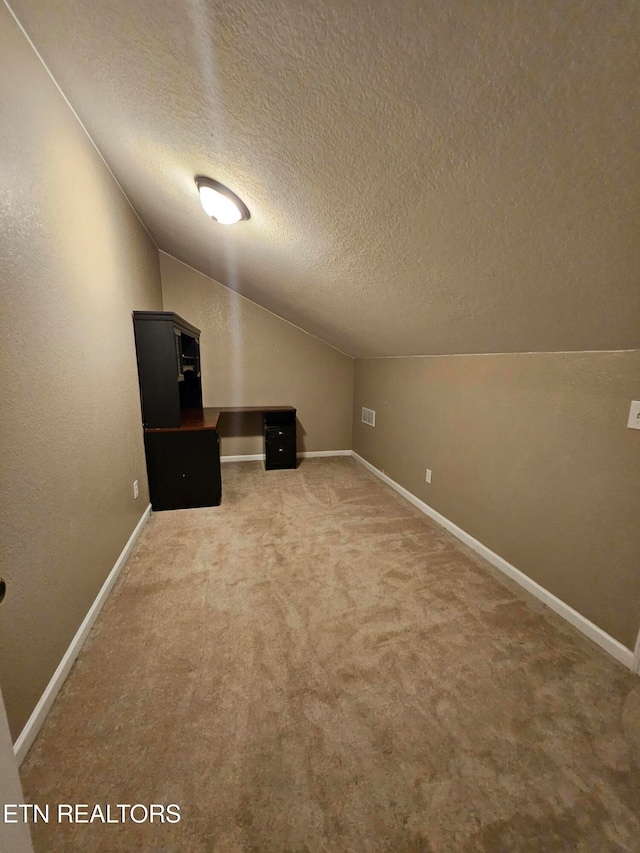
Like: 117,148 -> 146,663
9,0 -> 640,356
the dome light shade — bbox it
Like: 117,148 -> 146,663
195,176 -> 250,224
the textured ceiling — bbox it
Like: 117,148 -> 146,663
9,0 -> 640,356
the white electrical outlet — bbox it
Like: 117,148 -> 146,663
627,401 -> 640,430
425,468 -> 432,484
133,480 -> 139,499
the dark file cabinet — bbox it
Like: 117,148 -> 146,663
264,410 -> 297,470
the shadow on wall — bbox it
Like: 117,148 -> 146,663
217,412 -> 307,454
218,411 -> 262,442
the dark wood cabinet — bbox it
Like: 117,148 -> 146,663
264,410 -> 297,470
143,429 -> 221,510
133,311 -> 202,429
132,311 -> 220,511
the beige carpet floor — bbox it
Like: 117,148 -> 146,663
20,458 -> 640,852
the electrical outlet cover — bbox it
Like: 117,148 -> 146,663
627,401 -> 640,430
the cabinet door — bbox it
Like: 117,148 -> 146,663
144,430 -> 221,510
133,319 -> 182,428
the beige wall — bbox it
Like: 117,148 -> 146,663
353,352 -> 640,649
0,6 -> 163,738
160,253 -> 354,455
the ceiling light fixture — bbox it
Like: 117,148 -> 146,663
195,176 -> 250,225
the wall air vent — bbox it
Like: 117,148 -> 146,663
362,407 -> 376,427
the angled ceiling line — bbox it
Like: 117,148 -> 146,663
2,0 -> 159,250
159,251 -> 355,359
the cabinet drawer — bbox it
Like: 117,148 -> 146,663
265,425 -> 295,442
264,440 -> 297,470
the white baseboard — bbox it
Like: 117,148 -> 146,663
221,453 -> 264,462
221,450 -> 352,463
351,452 -> 636,672
13,505 -> 152,765
300,450 -> 352,458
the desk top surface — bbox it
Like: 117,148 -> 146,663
145,406 -> 296,433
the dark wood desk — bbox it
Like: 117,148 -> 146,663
133,313 -> 296,511
145,407 -> 221,432
144,406 -> 297,510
